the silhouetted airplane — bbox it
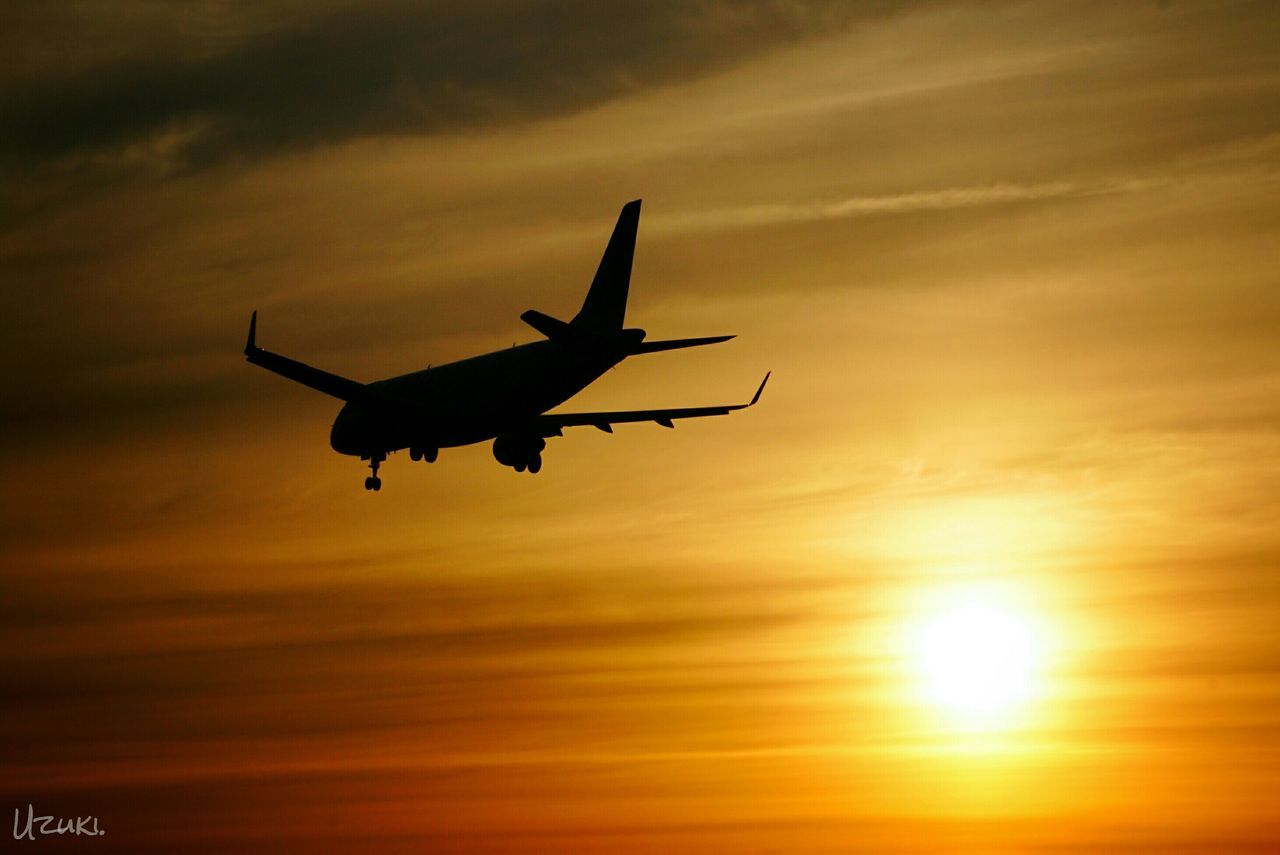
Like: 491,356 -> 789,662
245,199 -> 768,490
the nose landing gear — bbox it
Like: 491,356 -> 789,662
362,452 -> 386,491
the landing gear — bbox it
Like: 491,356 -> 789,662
409,446 -> 438,463
362,453 -> 385,491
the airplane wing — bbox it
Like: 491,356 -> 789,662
244,311 -> 421,415
533,372 -> 769,436
628,334 -> 735,354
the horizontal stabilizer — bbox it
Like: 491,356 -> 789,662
629,334 -> 735,354
520,309 -> 576,342
522,309 -> 648,353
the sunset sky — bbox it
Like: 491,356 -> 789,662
3,1 -> 1280,851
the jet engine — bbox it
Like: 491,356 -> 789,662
492,433 -> 546,473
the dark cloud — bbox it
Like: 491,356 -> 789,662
0,0 -> 915,174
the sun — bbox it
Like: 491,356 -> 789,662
908,588 -> 1046,730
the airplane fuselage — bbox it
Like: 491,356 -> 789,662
328,340 -> 623,456
246,199 -> 763,490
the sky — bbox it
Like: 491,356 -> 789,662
2,1 -> 1280,851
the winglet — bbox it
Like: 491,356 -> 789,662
245,310 -> 258,356
749,371 -> 771,407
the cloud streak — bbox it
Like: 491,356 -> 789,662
0,0 -> 920,175
650,179 -> 1129,233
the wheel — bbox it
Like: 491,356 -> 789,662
528,454 -> 542,474
514,462 -> 526,473
425,447 -> 438,463
409,447 -> 423,462
364,476 -> 375,491
371,477 -> 382,491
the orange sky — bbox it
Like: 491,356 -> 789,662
3,1 -> 1280,851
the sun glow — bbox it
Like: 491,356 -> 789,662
909,588 -> 1046,731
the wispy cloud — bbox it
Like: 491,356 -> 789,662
650,179 -> 1140,233
0,1 -> 923,176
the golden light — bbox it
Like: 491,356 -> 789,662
908,587 -> 1046,731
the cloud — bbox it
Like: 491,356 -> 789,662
647,179 -> 1148,234
0,0 -> 922,175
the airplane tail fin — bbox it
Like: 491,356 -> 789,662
573,199 -> 641,333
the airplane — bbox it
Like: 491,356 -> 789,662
244,199 -> 768,490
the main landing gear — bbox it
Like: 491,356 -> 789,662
362,452 -> 386,491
